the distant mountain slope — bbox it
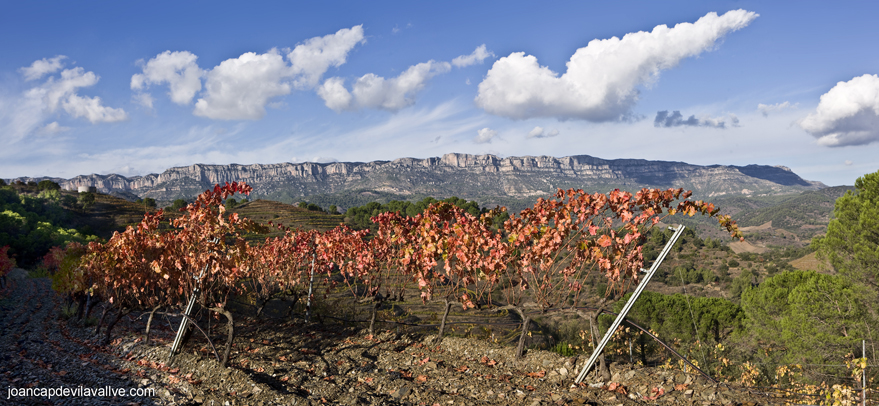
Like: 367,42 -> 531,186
8,153 -> 825,211
672,186 -> 854,247
731,185 -> 853,230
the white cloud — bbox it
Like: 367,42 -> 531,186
193,49 -> 292,120
133,92 -> 154,109
798,74 -> 879,147
288,25 -> 365,89
333,100 -> 486,148
845,160 -> 853,166
474,127 -> 498,144
654,110 -> 738,128
310,156 -> 338,163
451,44 -> 494,68
392,23 -> 412,34
0,90 -> 44,145
315,41 -> 489,113
2,102 -> 483,178
1,60 -> 126,151
728,113 -> 741,127
62,94 -> 128,123
21,65 -> 127,124
757,101 -> 796,117
527,126 -> 559,138
38,121 -> 70,135
166,26 -> 365,120
19,55 -> 67,81
131,50 -> 204,105
318,60 -> 451,112
475,10 -> 758,121
315,77 -> 352,111
25,67 -> 99,112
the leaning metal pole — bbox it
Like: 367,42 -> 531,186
305,253 -> 316,322
574,225 -> 687,384
167,262 -> 209,362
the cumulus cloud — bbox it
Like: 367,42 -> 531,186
1,58 -> 127,146
474,127 -> 498,144
19,55 -> 67,81
22,64 -> 127,124
288,25 -> 365,89
316,77 -> 352,111
451,44 -> 494,67
757,101 -> 796,117
24,67 -> 98,111
131,51 -> 204,105
475,10 -> 758,121
654,110 -> 738,128
798,74 -> 879,147
193,49 -> 292,120
318,60 -> 451,112
527,126 -> 559,138
157,26 -> 366,120
316,43 -> 491,113
62,94 -> 128,123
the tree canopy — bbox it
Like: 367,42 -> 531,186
812,170 -> 879,288
741,270 -> 874,370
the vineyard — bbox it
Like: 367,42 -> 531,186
3,180 -> 877,405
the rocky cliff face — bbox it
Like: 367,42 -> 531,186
10,153 -> 825,206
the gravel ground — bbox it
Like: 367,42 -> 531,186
0,273 -> 789,405
0,273 -> 158,406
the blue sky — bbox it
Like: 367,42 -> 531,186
2,1 -> 878,186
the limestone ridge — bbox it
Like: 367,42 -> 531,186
11,153 -> 826,205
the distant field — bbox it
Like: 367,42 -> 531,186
788,251 -> 832,273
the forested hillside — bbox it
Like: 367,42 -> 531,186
0,182 -> 100,267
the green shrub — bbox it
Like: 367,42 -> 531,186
169,198 -> 187,211
550,342 -> 577,357
37,180 -> 61,191
78,192 -> 95,210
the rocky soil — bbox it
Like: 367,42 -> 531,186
1,272 -> 793,405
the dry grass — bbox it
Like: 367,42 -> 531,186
728,240 -> 770,254
739,221 -> 773,232
789,252 -> 832,273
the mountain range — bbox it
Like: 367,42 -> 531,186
8,153 -> 826,211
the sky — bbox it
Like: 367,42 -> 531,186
1,1 -> 878,186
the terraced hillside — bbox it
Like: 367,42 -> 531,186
229,199 -> 345,237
